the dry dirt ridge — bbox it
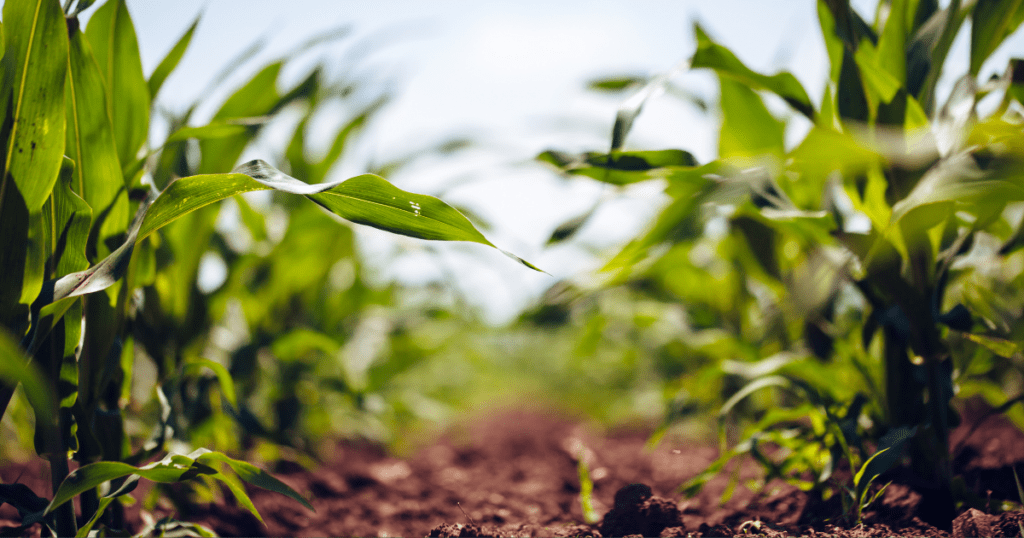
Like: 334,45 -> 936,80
2,397 -> 1023,537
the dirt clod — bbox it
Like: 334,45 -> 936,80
600,484 -> 682,538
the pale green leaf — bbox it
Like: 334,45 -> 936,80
148,14 -> 199,99
85,0 -> 149,174
718,76 -> 785,160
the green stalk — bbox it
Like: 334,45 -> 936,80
47,452 -> 78,537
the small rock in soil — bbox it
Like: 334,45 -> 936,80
952,507 -> 1024,538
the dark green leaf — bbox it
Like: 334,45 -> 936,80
854,426 -> 915,503
692,24 -> 814,119
587,75 -> 646,92
971,0 -> 1024,75
539,149 -> 698,186
0,329 -> 55,426
610,60 -> 689,150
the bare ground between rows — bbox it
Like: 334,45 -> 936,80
3,396 -> 1024,537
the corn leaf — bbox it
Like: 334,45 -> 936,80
971,0 -> 1024,75
65,22 -> 128,260
692,23 -> 814,119
148,14 -> 199,99
46,448 -> 313,521
85,0 -> 149,175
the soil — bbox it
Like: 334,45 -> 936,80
3,396 -> 1024,537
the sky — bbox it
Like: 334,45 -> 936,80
117,1 -> 1023,324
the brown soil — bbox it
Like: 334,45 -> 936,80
3,396 -> 1024,537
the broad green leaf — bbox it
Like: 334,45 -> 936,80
0,174 -> 31,329
47,448 -> 312,520
164,121 -> 254,144
85,0 -> 149,175
308,174 -> 493,244
65,22 -> 128,260
183,358 -> 238,409
891,153 -> 1024,227
0,329 -> 55,428
148,14 -> 199,99
43,160 -> 539,316
789,127 -> 880,186
718,76 -> 785,161
818,0 -> 845,83
538,149 -> 698,186
198,62 -> 283,173
853,38 -> 903,108
692,24 -> 814,119
877,0 -> 910,86
309,101 -> 384,184
196,451 -> 314,511
2,0 -> 68,210
2,0 -> 69,306
971,0 -> 1024,75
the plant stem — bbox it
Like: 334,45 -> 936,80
47,453 -> 77,537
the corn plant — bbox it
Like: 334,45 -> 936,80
0,0 -> 536,536
542,0 -> 1024,529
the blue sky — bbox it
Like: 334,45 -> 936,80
120,1 -> 1023,323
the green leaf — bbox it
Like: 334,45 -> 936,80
2,0 -> 69,211
0,329 -> 56,427
692,23 -> 814,119
148,14 -> 199,99
539,148 -> 699,186
307,173 -> 493,244
164,121 -> 257,144
964,333 -> 1020,358
877,0 -> 910,86
853,425 -> 914,504
971,0 -> 1024,75
85,0 -> 149,175
65,21 -> 128,260
853,38 -> 903,107
718,76 -> 785,160
41,160 -> 540,317
196,451 -> 314,511
0,172 -> 31,327
587,75 -> 646,92
47,448 -> 313,520
609,60 -> 689,151
1,0 -> 69,307
183,358 -> 238,409
198,62 -> 283,173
